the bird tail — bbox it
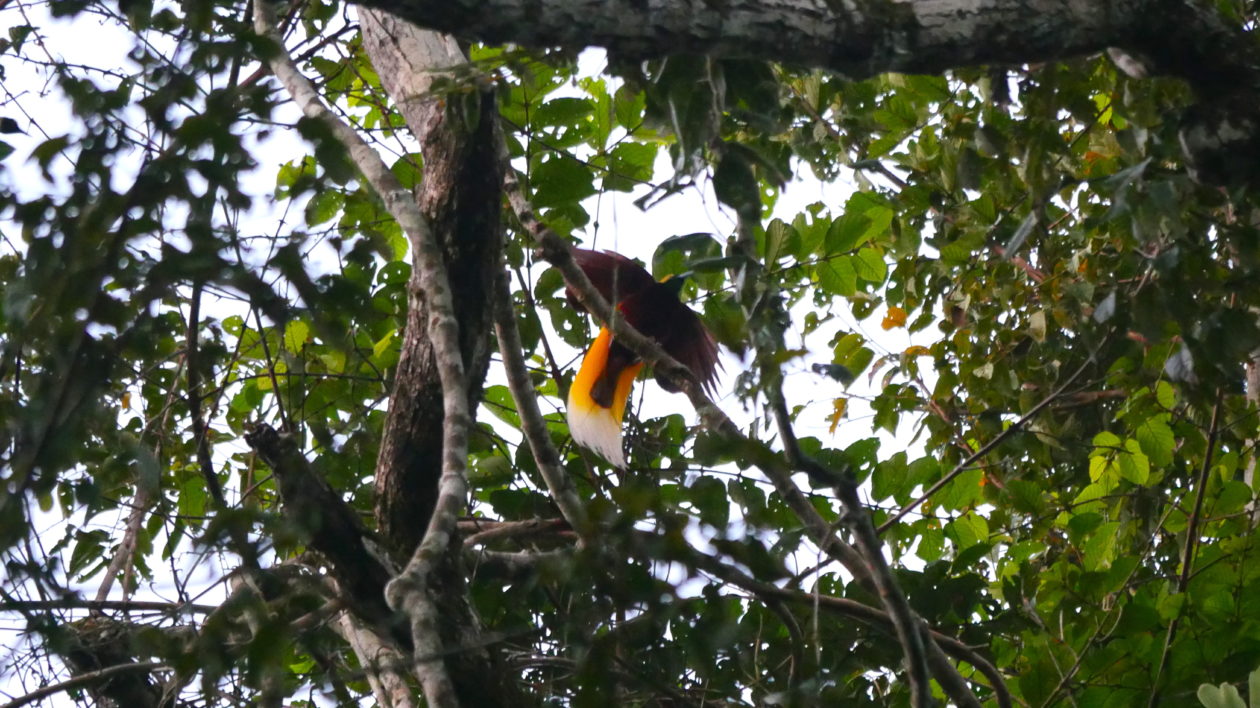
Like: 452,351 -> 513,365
566,328 -> 642,468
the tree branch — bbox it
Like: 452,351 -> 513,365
253,6 -> 471,704
356,0 -> 1155,78
0,661 -> 167,708
0,599 -> 218,615
334,613 -> 419,708
361,0 -> 1260,187
243,424 -> 404,644
490,260 -> 592,538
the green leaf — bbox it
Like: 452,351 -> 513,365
470,454 -> 514,488
817,256 -> 857,296
689,476 -> 729,527
1197,683 -> 1246,708
532,154 -> 597,208
614,83 -> 646,129
31,134 -> 70,177
1117,439 -> 1150,485
1156,380 -> 1176,409
853,247 -> 887,283
1135,416 -> 1175,468
284,320 -> 310,352
825,212 -> 869,255
483,385 -> 521,428
604,141 -> 656,191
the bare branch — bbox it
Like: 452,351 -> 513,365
490,261 -> 591,537
252,6 -> 470,704
0,599 -> 217,615
244,424 -> 403,643
0,661 -> 166,708
335,613 -> 419,708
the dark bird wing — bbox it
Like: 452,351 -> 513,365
567,248 -> 658,309
619,284 -> 722,395
657,305 -> 721,395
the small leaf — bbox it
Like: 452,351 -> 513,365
532,154 -> 597,208
817,257 -> 857,296
1135,416 -> 1175,468
882,306 -> 907,330
1197,683 -> 1246,708
853,247 -> 887,283
1156,380 -> 1176,409
284,320 -> 310,352
827,398 -> 847,433
1029,310 -> 1047,342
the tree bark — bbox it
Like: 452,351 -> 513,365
244,424 -> 405,645
362,10 -> 502,564
353,0 -> 1260,186
351,0 -> 1235,79
360,11 -> 527,707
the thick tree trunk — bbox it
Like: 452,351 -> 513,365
363,12 -> 502,563
361,11 -> 527,707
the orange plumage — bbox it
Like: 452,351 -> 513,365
565,249 -> 720,467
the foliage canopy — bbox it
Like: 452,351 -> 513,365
3,1 -> 1260,706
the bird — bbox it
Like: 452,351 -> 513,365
564,248 -> 720,468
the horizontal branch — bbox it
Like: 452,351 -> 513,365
0,599 -> 218,615
0,661 -> 166,708
353,0 -> 1242,82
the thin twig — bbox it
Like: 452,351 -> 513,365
187,280 -> 227,505
0,661 -> 167,708
879,354 -> 1097,534
0,599 -> 218,614
1148,389 -> 1224,707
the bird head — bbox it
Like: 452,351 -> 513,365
659,271 -> 694,299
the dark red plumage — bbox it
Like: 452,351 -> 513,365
566,248 -> 720,394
